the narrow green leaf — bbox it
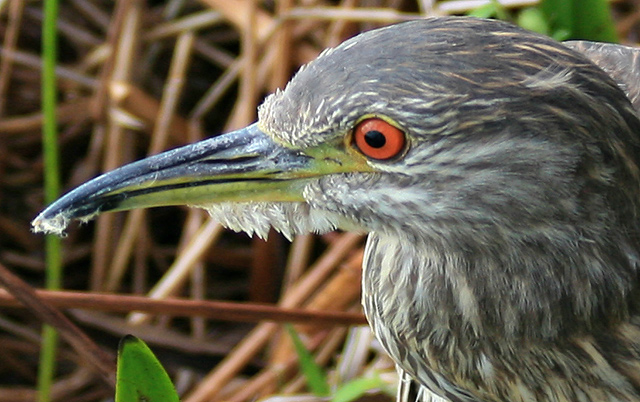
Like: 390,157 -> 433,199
332,376 -> 392,402
38,1 -> 63,400
285,325 -> 330,396
116,335 -> 180,402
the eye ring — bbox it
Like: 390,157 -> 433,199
353,118 -> 406,160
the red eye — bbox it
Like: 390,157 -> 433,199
353,118 -> 406,160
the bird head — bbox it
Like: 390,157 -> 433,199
32,17 -> 640,253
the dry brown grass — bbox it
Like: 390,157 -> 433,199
0,1 -> 639,401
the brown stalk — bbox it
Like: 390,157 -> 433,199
175,207 -> 208,339
198,0 -> 274,42
280,328 -> 348,395
299,248 -> 364,331
250,232 -> 284,303
0,289 -> 366,325
284,6 -> 419,23
184,321 -> 280,402
269,246 -> 365,368
143,10 -> 224,41
91,0 -> 144,291
0,98 -> 91,134
228,0 -> 258,130
325,0 -> 358,48
0,263 -> 115,387
184,232 -> 364,402
190,59 -> 243,121
89,0 -> 129,120
270,0 -> 293,91
108,82 -> 191,145
0,0 -> 26,116
127,218 -> 224,325
69,0 -> 111,31
227,329 -> 330,402
73,309 -> 241,356
0,47 -> 98,89
267,233 -> 315,369
106,32 -> 196,292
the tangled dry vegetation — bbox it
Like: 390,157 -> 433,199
1,1 -> 639,401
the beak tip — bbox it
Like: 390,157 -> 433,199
31,211 -> 70,237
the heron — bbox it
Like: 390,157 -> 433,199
33,17 -> 640,402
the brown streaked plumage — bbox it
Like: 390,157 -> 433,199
33,17 -> 640,402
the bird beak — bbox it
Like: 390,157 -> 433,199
32,123 -> 370,236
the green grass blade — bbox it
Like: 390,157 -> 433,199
285,324 -> 331,396
37,0 -> 63,401
41,3 -> 61,203
116,335 -> 180,402
332,376 -> 393,402
37,325 -> 58,402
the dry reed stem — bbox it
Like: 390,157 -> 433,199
0,369 -> 97,402
297,248 -> 364,331
105,209 -> 147,291
0,315 -> 42,344
335,326 -> 376,384
91,0 -> 144,291
0,98 -> 91,133
231,329 -> 348,402
69,0 -> 111,31
437,0 -> 537,13
150,31 -> 195,152
177,209 -> 208,339
0,263 -> 115,387
27,7 -> 102,47
280,328 -> 348,395
198,0 -> 274,41
267,233 -> 315,370
144,10 -> 224,41
105,30 -> 196,292
190,59 -> 243,121
128,218 -> 224,325
184,232 -> 363,402
271,0 -> 294,90
89,0 -> 128,120
0,0 -> 25,116
193,38 -> 236,67
0,289 -> 366,325
284,6 -> 420,23
283,234 -> 315,294
73,310 -> 236,355
109,82 -> 191,143
184,322 -> 280,402
0,47 -> 98,88
269,247 -> 364,366
250,233 -> 283,303
232,0 -> 258,129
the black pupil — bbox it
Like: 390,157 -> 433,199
364,130 -> 386,148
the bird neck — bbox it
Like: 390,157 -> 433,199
361,229 -> 636,344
